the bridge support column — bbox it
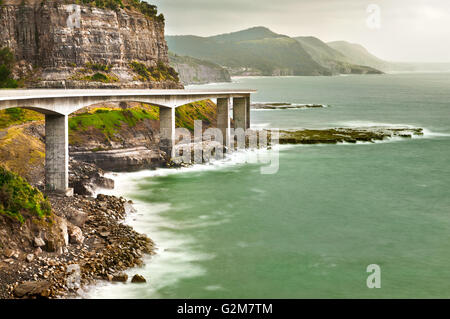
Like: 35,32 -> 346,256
233,97 -> 249,130
45,114 -> 72,196
246,96 -> 251,129
217,97 -> 231,151
160,107 -> 175,158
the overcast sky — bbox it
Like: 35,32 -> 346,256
152,0 -> 450,63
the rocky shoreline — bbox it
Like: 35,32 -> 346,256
0,192 -> 153,299
0,125 -> 425,299
0,158 -> 156,299
274,127 -> 424,144
251,102 -> 327,109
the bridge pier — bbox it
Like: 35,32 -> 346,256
233,97 -> 248,131
217,97 -> 231,150
160,107 -> 175,158
246,96 -> 251,129
45,114 -> 73,196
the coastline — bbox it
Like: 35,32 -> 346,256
0,122 -> 436,299
83,124 -> 435,298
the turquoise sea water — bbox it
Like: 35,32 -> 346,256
89,73 -> 450,298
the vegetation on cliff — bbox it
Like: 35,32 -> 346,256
0,125 -> 45,184
68,100 -> 217,145
69,107 -> 159,145
0,108 -> 43,129
0,167 -> 51,223
76,0 -> 165,22
130,61 -> 179,83
0,47 -> 18,88
175,100 -> 217,131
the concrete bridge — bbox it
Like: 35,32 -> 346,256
0,89 -> 255,195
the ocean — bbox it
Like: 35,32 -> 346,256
88,73 -> 450,298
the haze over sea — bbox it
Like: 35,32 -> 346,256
89,73 -> 450,298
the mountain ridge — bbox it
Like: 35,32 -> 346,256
167,27 -> 383,76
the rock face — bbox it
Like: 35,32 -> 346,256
169,53 -> 231,85
0,0 -> 182,89
69,159 -> 115,196
71,146 -> 164,172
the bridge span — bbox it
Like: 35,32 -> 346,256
0,89 -> 256,195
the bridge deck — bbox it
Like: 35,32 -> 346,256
0,89 -> 257,101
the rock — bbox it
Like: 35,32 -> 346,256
4,248 -> 15,258
112,273 -> 128,282
170,53 -> 231,85
46,239 -> 57,252
131,274 -> 146,283
99,231 -> 111,238
14,281 -> 51,298
34,237 -> 46,248
34,247 -> 42,256
26,254 -> 34,263
72,147 -> 164,172
59,218 -> 69,246
68,210 -> 89,228
68,225 -> 85,245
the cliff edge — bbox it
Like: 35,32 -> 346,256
0,0 -> 182,89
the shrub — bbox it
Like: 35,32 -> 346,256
91,72 -> 109,82
0,47 -> 18,88
78,0 -> 162,20
86,62 -> 111,73
130,61 -> 179,83
0,167 -> 52,223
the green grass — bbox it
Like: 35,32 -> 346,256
0,166 -> 52,223
0,108 -> 43,129
175,100 -> 216,131
69,107 -> 159,137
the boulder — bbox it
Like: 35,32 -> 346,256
68,225 -> 85,245
46,239 -> 57,252
131,274 -> 146,283
26,254 -> 34,263
14,281 -> 51,298
112,273 -> 128,282
68,210 -> 89,228
3,248 -> 15,258
34,237 -> 46,248
58,218 -> 69,246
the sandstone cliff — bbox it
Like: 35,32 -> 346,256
169,53 -> 231,85
0,0 -> 182,89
